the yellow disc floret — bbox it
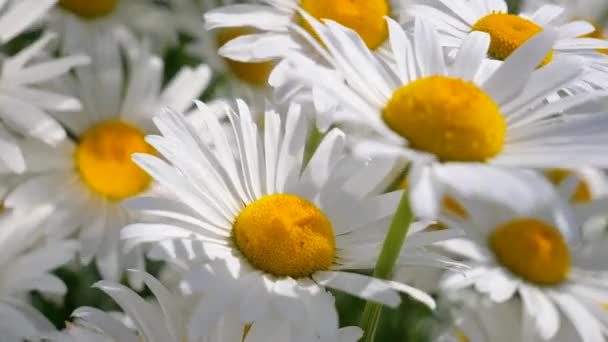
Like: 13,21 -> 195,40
75,120 -> 155,201
233,194 -> 335,278
300,0 -> 390,50
472,13 -> 553,66
216,28 -> 274,87
489,218 -> 570,285
59,0 -> 118,19
383,76 -> 506,162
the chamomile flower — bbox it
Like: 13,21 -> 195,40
545,168 -> 608,205
275,16 -> 608,219
121,101 -> 456,332
0,208 -> 78,340
203,0 -> 409,65
43,270 -> 363,342
407,0 -> 608,64
170,0 -> 273,112
437,290 -> 523,342
0,0 -> 89,172
523,0 -> 608,40
5,42 -> 211,285
48,0 -> 179,54
44,270 -> 199,342
435,165 -> 608,342
546,168 -> 608,272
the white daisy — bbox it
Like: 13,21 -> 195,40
435,165 -> 608,342
120,100 -> 460,333
5,41 -> 212,285
407,0 -> 608,64
546,168 -> 608,273
437,290 -> 523,342
274,16 -> 608,219
438,291 -> 585,342
48,0 -> 179,55
136,239 -> 365,341
545,168 -> 608,205
43,270 -> 201,342
169,0 -> 274,112
0,208 -> 78,340
523,0 -> 608,36
203,0 -> 409,65
42,269 -> 363,342
409,0 -> 608,94
0,0 -> 89,172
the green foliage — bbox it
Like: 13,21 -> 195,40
31,264 -> 119,329
335,291 -> 441,342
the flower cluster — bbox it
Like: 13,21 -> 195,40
1,0 -> 608,341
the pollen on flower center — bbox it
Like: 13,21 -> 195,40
300,0 -> 390,50
59,0 -> 118,19
489,218 -> 570,285
472,13 -> 553,66
215,28 -> 274,87
383,75 -> 506,162
75,120 -> 155,201
233,194 -> 336,278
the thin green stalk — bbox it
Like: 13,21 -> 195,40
359,190 -> 413,342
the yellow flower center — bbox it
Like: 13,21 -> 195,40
233,194 -> 336,278
443,197 -> 468,218
545,169 -> 592,203
215,28 -> 274,87
456,330 -> 470,342
75,120 -> 155,201
383,76 -> 506,162
59,0 -> 118,19
578,19 -> 608,54
489,218 -> 570,286
472,13 -> 553,66
300,0 -> 390,50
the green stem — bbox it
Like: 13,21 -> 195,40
359,190 -> 413,342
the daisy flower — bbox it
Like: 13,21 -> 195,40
435,165 -> 608,342
44,270 -> 200,342
0,0 -> 89,172
438,291 -> 584,342
42,269 -> 363,342
407,0 -> 608,65
203,0 -> 409,66
546,168 -> 608,273
170,0 -> 274,112
120,100 -> 458,331
437,290 -> 522,342
48,0 -> 179,55
0,208 -> 78,340
274,16 -> 608,219
5,41 -> 212,285
523,0 -> 608,40
545,168 -> 608,205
